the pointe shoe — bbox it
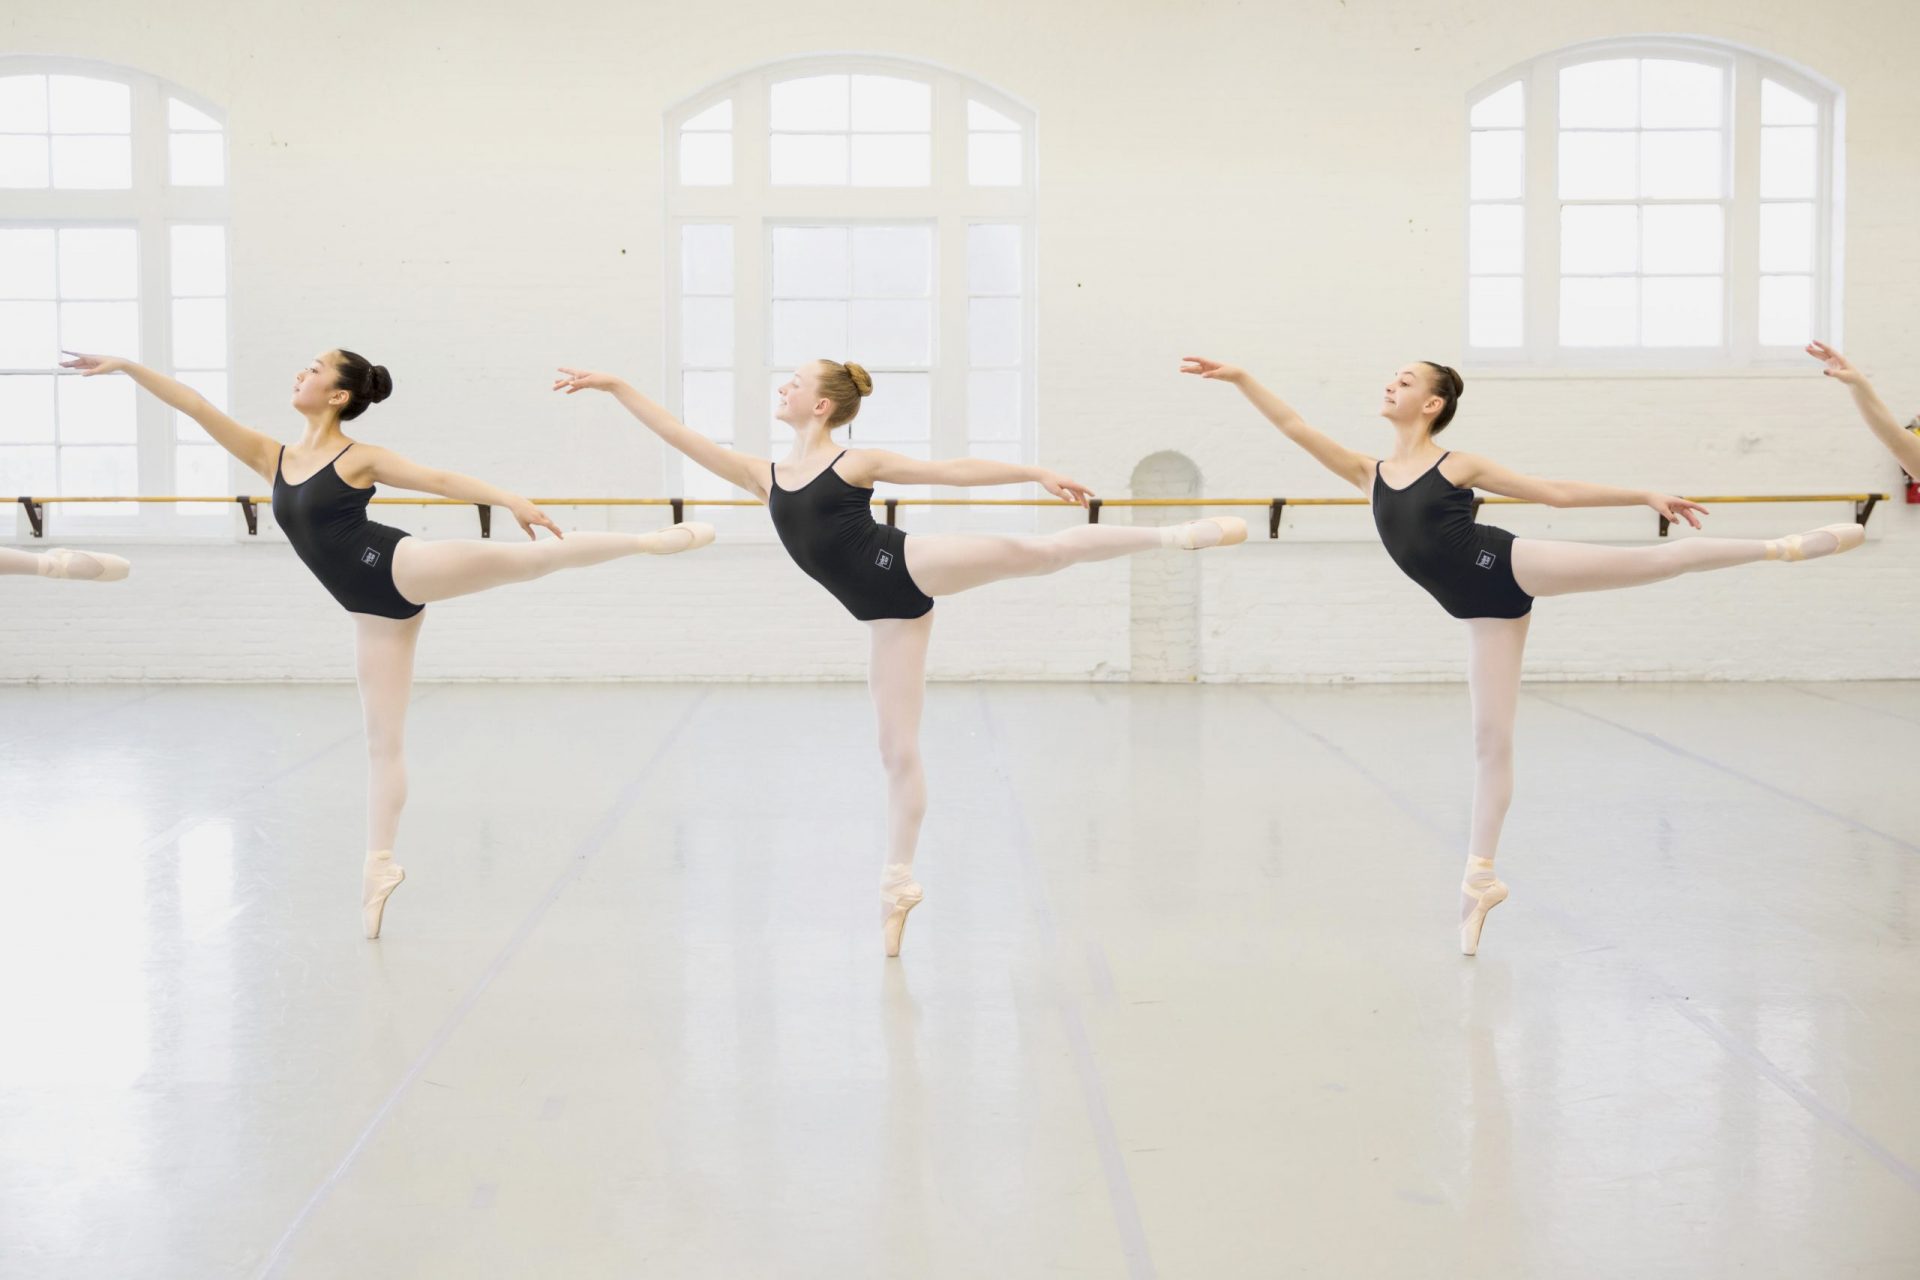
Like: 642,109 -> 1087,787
1459,857 -> 1508,957
37,548 -> 131,581
1164,516 -> 1249,550
652,522 -> 716,554
881,864 -> 924,959
1766,523 -> 1865,562
363,852 -> 406,939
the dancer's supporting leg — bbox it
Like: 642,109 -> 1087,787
1510,524 -> 1861,597
0,546 -> 130,581
1461,616 -> 1527,955
901,516 -> 1243,597
390,524 -> 712,606
355,611 -> 423,939
869,612 -> 934,957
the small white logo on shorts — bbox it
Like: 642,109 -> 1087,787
1476,550 -> 1496,569
875,549 -> 894,570
362,548 -> 381,567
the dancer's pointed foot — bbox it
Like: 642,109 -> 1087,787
1459,857 -> 1507,957
1160,516 -> 1248,551
645,522 -> 716,554
37,548 -> 130,582
881,863 -> 924,958
363,851 -> 406,939
1765,522 -> 1864,563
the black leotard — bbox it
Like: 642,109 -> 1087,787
767,451 -> 934,622
272,445 -> 424,620
1370,452 -> 1532,620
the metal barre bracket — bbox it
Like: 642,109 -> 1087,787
1856,494 -> 1881,525
1268,498 -> 1286,539
671,498 -> 685,524
477,505 -> 492,538
884,498 -> 898,527
237,496 -> 258,535
1087,497 -> 1102,524
18,495 -> 44,538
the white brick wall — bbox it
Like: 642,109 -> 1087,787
4,0 -> 1917,684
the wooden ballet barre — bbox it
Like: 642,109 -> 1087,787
14,491 -> 1889,539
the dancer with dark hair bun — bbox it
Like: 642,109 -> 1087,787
1185,355 -> 1864,955
60,348 -> 712,938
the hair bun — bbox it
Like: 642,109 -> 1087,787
367,365 -> 393,404
844,361 -> 873,397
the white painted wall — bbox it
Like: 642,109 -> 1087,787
4,0 -> 1916,683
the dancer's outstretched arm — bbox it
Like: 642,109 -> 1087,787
1445,455 -> 1709,529
1807,341 -> 1920,476
59,352 -> 279,481
837,451 -> 1094,506
351,448 -> 562,540
555,367 -> 770,499
1181,357 -> 1375,491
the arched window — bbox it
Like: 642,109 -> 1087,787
1466,38 -> 1839,364
1,58 -> 230,531
666,57 -> 1034,509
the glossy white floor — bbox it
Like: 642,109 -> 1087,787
2,679 -> 1916,1279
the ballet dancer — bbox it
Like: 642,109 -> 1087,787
60,348 -> 713,937
1806,341 -> 1920,476
1184,355 -> 1864,955
555,358 -> 1245,955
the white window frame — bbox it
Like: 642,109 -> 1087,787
664,55 -> 1036,527
1,55 -> 231,539
1465,36 -> 1842,369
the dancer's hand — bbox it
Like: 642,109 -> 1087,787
1179,356 -> 1245,384
510,498 -> 565,540
1645,493 -> 1707,529
58,350 -> 128,376
1806,341 -> 1863,386
1039,470 -> 1095,506
554,367 -> 622,395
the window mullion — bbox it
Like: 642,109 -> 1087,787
734,82 -> 771,471
1727,53 -> 1761,362
133,75 -> 172,510
1524,59 -> 1557,361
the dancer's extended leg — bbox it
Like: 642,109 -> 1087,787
1511,523 -> 1862,598
902,516 -> 1243,598
0,546 -> 129,581
389,524 -> 711,606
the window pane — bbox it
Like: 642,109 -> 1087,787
853,371 -> 930,442
51,136 -> 132,189
60,301 -> 139,359
851,134 -> 930,187
0,301 -> 57,365
0,76 -> 49,132
968,224 -> 1022,295
0,445 -> 56,492
1468,204 -> 1522,275
175,371 -> 230,441
682,100 -> 732,131
770,76 -> 849,131
1560,205 -> 1637,274
848,300 -> 932,366
171,298 -> 226,367
1559,277 -> 1637,346
1641,204 -> 1723,275
969,298 -> 1022,367
681,297 -> 733,366
968,369 -> 1022,441
1759,202 -> 1814,274
1558,131 -> 1636,199
168,97 -> 221,131
771,301 -> 848,365
678,132 -> 732,186
48,76 -> 130,133
170,225 -> 227,296
169,132 -> 225,186
1640,130 -> 1722,199
770,134 -> 848,185
851,76 -> 930,132
1758,275 -> 1813,345
680,224 -> 733,294
0,374 -> 56,442
680,370 -> 734,439
1469,81 -> 1523,128
58,227 -> 138,299
1761,79 -> 1817,125
176,444 -> 228,494
1639,59 -> 1722,128
1641,277 -> 1721,346
1467,277 -> 1524,348
968,100 -> 1019,131
59,445 -> 137,503
0,229 -> 57,298
851,226 -> 932,298
683,458 -> 737,502
0,136 -> 51,188
1559,60 -> 1637,129
1468,130 -> 1522,200
968,133 -> 1022,186
1760,127 -> 1817,199
771,227 -> 849,297
57,374 -> 137,443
